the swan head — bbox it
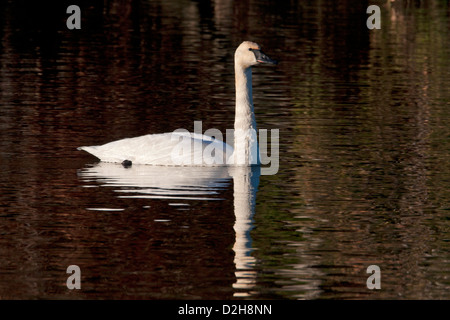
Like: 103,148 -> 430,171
235,41 -> 277,69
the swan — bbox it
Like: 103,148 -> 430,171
78,41 -> 277,166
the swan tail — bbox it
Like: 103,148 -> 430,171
78,145 -> 131,163
78,146 -> 97,153
78,146 -> 103,160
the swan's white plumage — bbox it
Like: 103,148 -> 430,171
78,41 -> 276,166
78,132 -> 233,166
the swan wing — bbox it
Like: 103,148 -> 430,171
78,132 -> 233,166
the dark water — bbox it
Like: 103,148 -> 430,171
1,0 -> 449,299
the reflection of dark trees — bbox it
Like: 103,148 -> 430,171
277,0 -> 450,299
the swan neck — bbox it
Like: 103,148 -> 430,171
234,66 -> 255,131
233,64 -> 259,165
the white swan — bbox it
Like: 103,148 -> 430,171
78,41 -> 277,166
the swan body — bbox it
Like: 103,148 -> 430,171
79,132 -> 233,166
78,41 -> 277,166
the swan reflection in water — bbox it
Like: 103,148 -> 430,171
78,163 -> 260,297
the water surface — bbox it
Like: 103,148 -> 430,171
0,0 -> 449,299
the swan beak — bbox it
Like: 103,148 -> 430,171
252,49 -> 278,65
